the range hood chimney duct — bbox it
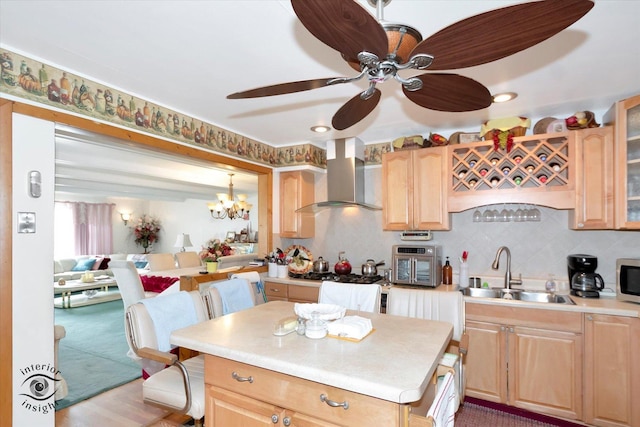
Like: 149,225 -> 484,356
296,138 -> 381,213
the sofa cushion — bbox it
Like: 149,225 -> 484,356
71,257 -> 98,271
134,261 -> 149,269
54,260 -> 64,274
91,257 -> 104,270
109,253 -> 127,261
99,257 -> 111,270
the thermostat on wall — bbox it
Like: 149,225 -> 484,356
400,231 -> 432,241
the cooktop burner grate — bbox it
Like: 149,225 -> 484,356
289,272 -> 382,284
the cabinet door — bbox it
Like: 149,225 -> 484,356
280,171 -> 315,238
284,409 -> 342,427
465,320 -> 507,403
207,386 -> 283,426
584,314 -> 640,427
288,284 -> 319,303
508,326 -> 582,420
570,127 -> 614,229
382,150 -> 413,230
413,148 -> 450,230
264,281 -> 288,301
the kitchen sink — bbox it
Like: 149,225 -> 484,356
462,288 -> 575,305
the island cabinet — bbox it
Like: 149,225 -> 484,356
569,126 -> 614,229
382,147 -> 450,231
465,303 -> 583,420
264,281 -> 319,303
280,170 -> 315,238
583,314 -> 640,427
205,355 -> 415,427
604,94 -> 640,230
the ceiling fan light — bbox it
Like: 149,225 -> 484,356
382,23 -> 422,64
492,92 -> 518,103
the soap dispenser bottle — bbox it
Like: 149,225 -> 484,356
442,257 -> 453,285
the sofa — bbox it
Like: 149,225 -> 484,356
53,254 -> 150,283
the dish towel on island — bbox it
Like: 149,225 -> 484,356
212,278 -> 255,315
140,291 -> 198,352
427,371 -> 456,427
231,271 -> 267,303
319,281 -> 381,313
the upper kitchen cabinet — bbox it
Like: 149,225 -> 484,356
569,127 -> 615,229
279,170 -> 314,238
604,94 -> 640,230
447,133 -> 576,212
382,148 -> 450,231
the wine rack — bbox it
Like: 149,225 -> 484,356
448,132 -> 576,212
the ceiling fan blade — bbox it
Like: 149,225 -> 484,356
332,89 -> 381,130
403,74 -> 492,112
291,0 -> 388,61
227,78 -> 346,99
413,0 -> 594,70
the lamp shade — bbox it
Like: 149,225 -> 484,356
174,233 -> 193,251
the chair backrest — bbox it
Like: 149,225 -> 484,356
175,251 -> 202,268
205,278 -> 256,318
318,281 -> 382,313
387,287 -> 464,341
146,253 -> 177,271
110,260 -> 146,309
230,271 -> 267,304
126,290 -> 208,353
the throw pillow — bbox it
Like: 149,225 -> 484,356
91,257 -> 104,270
71,258 -> 97,271
134,261 -> 148,269
98,257 -> 111,270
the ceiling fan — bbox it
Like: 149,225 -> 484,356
227,0 -> 594,131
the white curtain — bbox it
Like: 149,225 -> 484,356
55,202 -> 115,255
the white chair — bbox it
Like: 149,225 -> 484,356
110,260 -> 156,309
204,278 -> 257,318
230,271 -> 267,304
318,281 -> 382,313
146,253 -> 177,271
125,291 -> 208,427
387,287 -> 468,410
175,251 -> 202,268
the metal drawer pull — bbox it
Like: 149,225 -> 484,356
232,371 -> 253,383
320,394 -> 349,410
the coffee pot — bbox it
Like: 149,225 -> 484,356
567,254 -> 604,298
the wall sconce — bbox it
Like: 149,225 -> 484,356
120,212 -> 132,226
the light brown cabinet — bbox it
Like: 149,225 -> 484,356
569,126 -> 615,229
205,355 -> 409,427
583,314 -> 640,427
465,304 -> 583,420
382,148 -> 450,231
604,94 -> 640,229
280,171 -> 315,238
264,281 -> 319,303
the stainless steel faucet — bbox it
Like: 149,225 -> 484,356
492,246 -> 521,289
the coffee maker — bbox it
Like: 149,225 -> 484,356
567,254 -> 604,298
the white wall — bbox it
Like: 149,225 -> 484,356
12,114 -> 55,425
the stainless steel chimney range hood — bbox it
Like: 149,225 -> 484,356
296,138 -> 381,214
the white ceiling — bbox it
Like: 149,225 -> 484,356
2,0 -> 639,149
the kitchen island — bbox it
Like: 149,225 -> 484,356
171,300 -> 453,426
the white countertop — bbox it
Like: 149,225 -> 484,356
171,300 -> 453,404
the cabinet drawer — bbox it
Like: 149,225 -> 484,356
264,281 -> 288,299
205,355 -> 402,426
466,303 -> 582,333
289,284 -> 319,303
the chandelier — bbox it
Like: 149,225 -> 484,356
207,173 -> 252,220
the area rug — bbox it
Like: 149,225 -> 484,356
54,300 -> 141,410
456,398 -> 584,427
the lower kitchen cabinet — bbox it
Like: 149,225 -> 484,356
584,314 -> 640,427
465,304 -> 583,420
205,355 -> 408,427
264,281 -> 319,303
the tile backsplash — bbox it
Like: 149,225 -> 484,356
277,167 -> 639,289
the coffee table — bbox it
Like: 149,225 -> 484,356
54,276 -> 121,308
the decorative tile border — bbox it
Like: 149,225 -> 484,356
0,48 -> 390,167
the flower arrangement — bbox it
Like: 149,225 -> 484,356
199,238 -> 235,263
132,214 -> 161,253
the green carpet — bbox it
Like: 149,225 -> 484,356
54,299 -> 142,410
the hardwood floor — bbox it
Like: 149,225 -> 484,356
55,379 -> 192,427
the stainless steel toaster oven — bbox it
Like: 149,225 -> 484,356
392,245 -> 442,287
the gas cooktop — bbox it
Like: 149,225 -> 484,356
288,272 -> 382,284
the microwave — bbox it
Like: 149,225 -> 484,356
616,258 -> 640,304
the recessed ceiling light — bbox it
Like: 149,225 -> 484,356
310,125 -> 331,133
492,92 -> 518,103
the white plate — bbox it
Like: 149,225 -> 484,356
294,303 -> 346,321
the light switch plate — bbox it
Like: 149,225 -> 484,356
17,212 -> 36,233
